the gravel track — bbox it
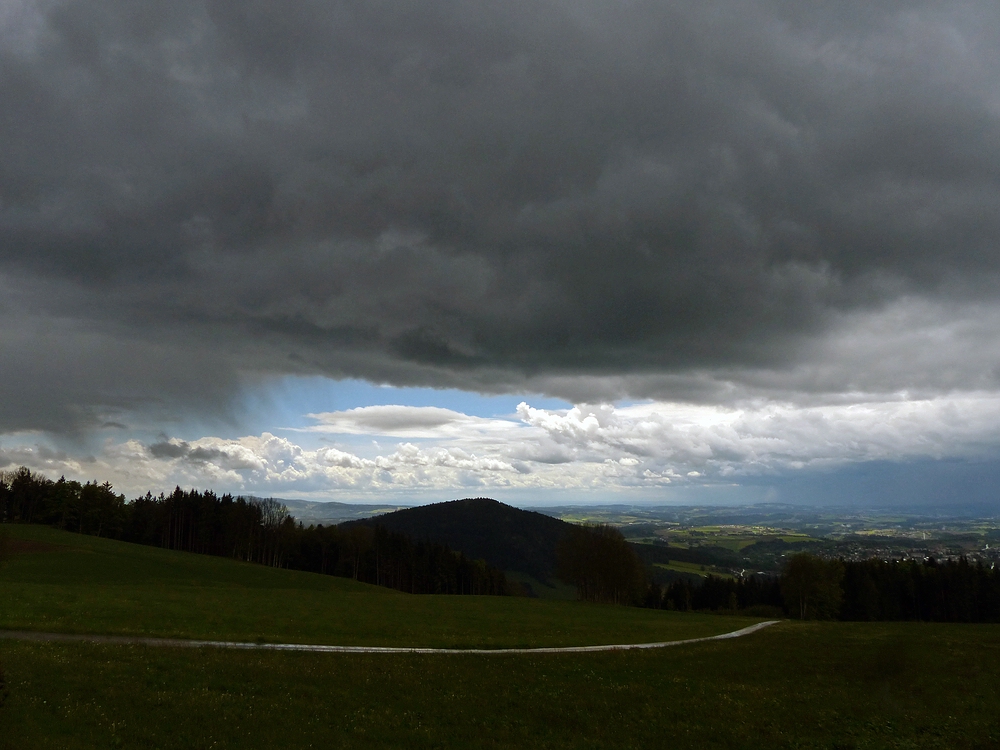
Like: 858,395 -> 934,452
0,621 -> 779,655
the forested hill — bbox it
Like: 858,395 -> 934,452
347,498 -> 572,579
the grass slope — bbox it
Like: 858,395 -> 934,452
0,524 -> 749,647
2,622 -> 998,748
3,524 -> 999,748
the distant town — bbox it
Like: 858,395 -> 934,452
532,503 -> 1000,577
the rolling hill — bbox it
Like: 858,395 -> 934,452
347,497 -> 572,580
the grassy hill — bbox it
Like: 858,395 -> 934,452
3,523 -> 1000,748
0,523 -> 745,648
350,497 -> 572,581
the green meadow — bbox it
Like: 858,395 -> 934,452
653,560 -> 736,579
2,524 -> 1000,749
657,526 -> 815,551
0,524 -> 749,648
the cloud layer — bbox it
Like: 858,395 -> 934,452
2,0 -> 1000,433
6,396 -> 1000,501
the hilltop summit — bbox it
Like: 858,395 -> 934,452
349,498 -> 571,579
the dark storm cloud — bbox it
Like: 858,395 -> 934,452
148,440 -> 227,463
2,0 -> 1000,431
148,441 -> 190,459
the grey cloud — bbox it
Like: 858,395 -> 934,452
3,0 -> 1000,431
146,439 -> 252,469
148,441 -> 190,459
510,447 -> 575,465
188,446 -> 227,461
148,441 -> 227,463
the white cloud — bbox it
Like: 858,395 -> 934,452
302,405 -> 517,438
6,392 -> 1000,500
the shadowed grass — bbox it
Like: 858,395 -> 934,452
1,621 -> 998,748
0,524 -> 753,648
2,524 -> 999,747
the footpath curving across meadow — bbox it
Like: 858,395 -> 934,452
0,620 -> 778,654
1,524 -> 774,649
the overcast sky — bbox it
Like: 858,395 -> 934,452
3,0 -> 1000,507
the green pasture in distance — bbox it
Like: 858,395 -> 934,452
658,528 -> 814,551
706,535 -> 813,551
653,561 -> 734,579
0,524 -> 752,648
2,621 -> 998,748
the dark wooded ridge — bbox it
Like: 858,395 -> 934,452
347,497 -> 569,579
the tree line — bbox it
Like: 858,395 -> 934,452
639,552 -> 1000,622
5,465 -> 998,616
556,523 -> 646,605
0,467 -> 509,596
554,524 -> 1000,622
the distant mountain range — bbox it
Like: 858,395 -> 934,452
345,497 -> 574,581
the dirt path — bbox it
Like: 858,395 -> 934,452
0,621 -> 778,654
